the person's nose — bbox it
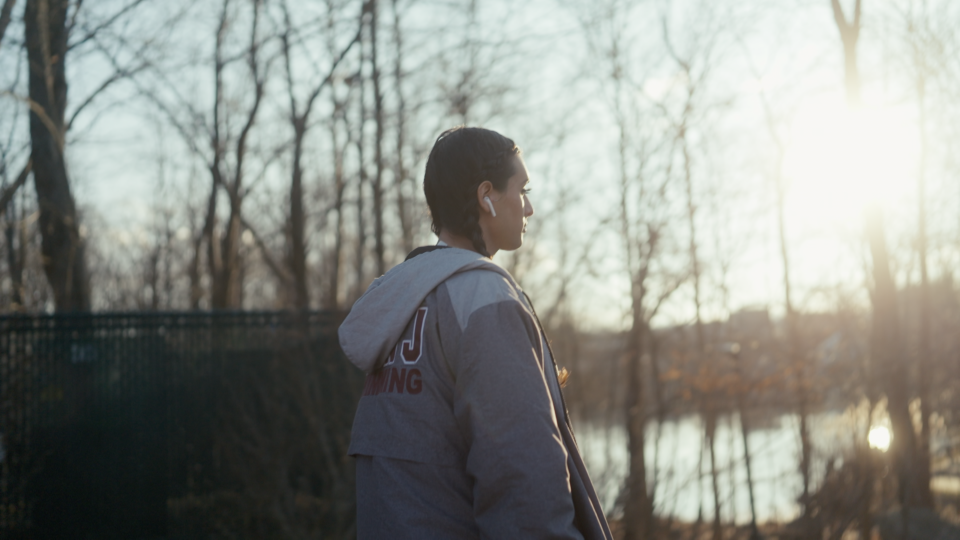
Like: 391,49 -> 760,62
523,194 -> 534,217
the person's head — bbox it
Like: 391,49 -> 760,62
423,126 -> 534,257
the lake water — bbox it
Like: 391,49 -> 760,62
576,406 -> 894,524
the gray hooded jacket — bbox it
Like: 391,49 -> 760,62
340,247 -> 612,540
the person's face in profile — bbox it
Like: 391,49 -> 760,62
485,154 -> 534,254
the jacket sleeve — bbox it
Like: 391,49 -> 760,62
451,298 -> 583,540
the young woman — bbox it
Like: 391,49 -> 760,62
339,127 -> 612,539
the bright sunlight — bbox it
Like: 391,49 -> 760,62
868,425 -> 892,452
784,97 -> 918,231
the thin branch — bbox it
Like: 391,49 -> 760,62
0,158 -> 31,217
281,0 -> 361,125
302,21 -> 362,121
241,216 -> 291,284
239,141 -> 287,199
660,14 -> 691,73
132,80 -> 209,164
232,0 -> 267,195
66,57 -> 149,130
66,0 -> 83,34
0,0 -> 16,49
831,0 -> 860,41
67,0 -> 148,52
2,91 -> 65,152
648,270 -> 688,323
88,24 -> 213,160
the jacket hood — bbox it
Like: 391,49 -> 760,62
338,247 -> 518,372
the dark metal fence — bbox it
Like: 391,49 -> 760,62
0,311 -> 363,539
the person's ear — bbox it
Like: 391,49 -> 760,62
476,181 -> 495,215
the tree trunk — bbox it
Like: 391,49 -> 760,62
210,0 -> 263,310
648,326 -> 667,505
288,120 -> 310,311
623,308 -> 652,540
0,0 -> 18,48
733,350 -> 761,539
679,119 -> 719,540
369,0 -> 386,276
914,53 -> 934,509
391,0 -> 412,255
4,197 -> 25,311
327,106 -> 346,310
2,161 -> 30,311
353,13 -> 368,301
613,78 -> 654,538
192,180 -> 219,309
212,195 -> 243,309
866,207 -> 920,507
831,0 -> 930,509
25,0 -> 90,312
204,0 -> 228,308
706,412 -> 722,540
775,146 -> 812,522
831,0 -> 862,107
202,175 -> 222,308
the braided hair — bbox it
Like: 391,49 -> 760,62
423,127 -> 520,257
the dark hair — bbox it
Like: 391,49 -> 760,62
423,126 -> 520,256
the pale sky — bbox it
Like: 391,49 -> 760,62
6,0 -> 956,328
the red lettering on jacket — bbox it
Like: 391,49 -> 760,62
388,367 -> 408,394
362,367 -> 424,397
378,370 -> 389,394
406,369 -> 422,394
364,309 -> 429,397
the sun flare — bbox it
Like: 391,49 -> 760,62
868,425 -> 891,452
783,98 -> 918,231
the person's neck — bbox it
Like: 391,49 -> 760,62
437,230 -> 496,258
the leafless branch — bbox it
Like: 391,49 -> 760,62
66,56 -> 150,131
2,91 -> 65,152
67,0 -> 149,52
0,0 -> 16,48
281,0 -> 362,124
0,158 -> 31,217
240,216 -> 291,284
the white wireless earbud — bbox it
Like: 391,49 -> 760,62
484,196 -> 497,217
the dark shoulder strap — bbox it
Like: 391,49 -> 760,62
404,245 -> 450,261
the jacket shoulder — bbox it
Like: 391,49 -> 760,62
442,268 -> 526,331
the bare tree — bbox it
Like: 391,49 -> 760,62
830,0 -> 932,512
588,8 -> 656,536
368,0 -> 386,276
279,0 -> 360,310
0,0 -> 17,47
137,0 -> 273,309
14,0 -> 156,312
352,2 -> 369,302
904,1 -> 937,509
575,2 -> 690,537
24,0 -> 90,311
325,95 -> 351,310
749,48 -> 815,528
2,164 -> 31,311
209,0 -> 269,310
390,0 -> 413,255
660,8 -> 729,538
